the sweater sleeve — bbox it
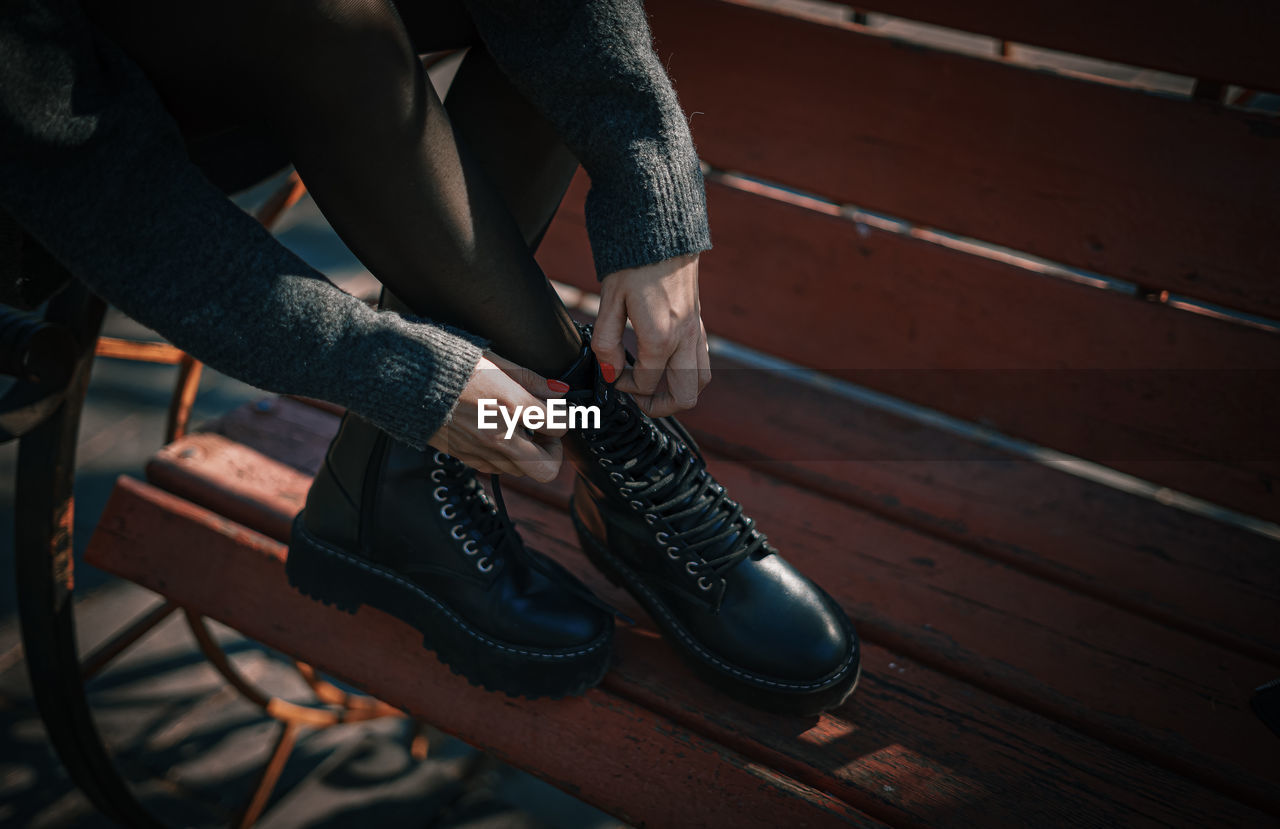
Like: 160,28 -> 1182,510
0,0 -> 484,450
463,0 -> 712,278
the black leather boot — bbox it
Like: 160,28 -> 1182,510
287,413 -> 613,699
560,339 -> 860,716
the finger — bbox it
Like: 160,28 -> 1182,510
519,400 -> 569,438
461,456 -> 502,477
487,352 -> 566,400
496,380 -> 571,439
628,377 -> 677,418
503,432 -> 563,482
592,286 -> 627,384
481,446 -> 526,478
696,321 -> 712,391
640,396 -> 678,418
646,390 -> 682,418
665,337 -> 700,411
524,439 -> 564,483
626,334 -> 671,396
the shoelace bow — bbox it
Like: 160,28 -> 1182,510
575,389 -> 770,581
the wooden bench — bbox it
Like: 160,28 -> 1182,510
83,1 -> 1279,825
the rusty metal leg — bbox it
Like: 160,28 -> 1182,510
14,284 -> 164,828
253,171 -> 307,228
165,355 -> 203,442
409,719 -> 432,762
80,599 -> 179,681
236,720 -> 302,829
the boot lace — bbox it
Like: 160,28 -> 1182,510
430,451 -> 514,574
434,451 -> 625,619
573,388 -> 771,590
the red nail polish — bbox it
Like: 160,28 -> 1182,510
546,379 -> 570,393
600,363 -> 617,383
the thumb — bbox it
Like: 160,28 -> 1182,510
486,352 -> 566,400
592,285 -> 627,384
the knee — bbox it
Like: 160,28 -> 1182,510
275,0 -> 424,128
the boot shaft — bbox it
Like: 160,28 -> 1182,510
303,412 -> 385,553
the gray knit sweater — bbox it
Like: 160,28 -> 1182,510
0,0 -> 711,449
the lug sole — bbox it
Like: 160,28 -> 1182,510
286,512 -> 612,700
572,505 -> 860,716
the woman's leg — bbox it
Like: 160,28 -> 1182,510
81,0 -> 614,700
83,0 -> 584,376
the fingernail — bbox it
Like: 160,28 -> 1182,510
601,363 -> 616,383
546,379 -> 570,393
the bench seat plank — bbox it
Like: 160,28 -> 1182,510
542,176 -> 1280,524
673,359 -> 1280,664
196,398 -> 1280,809
512,456 -> 1280,814
127,404 -> 1269,823
540,195 -> 1280,659
835,0 -> 1280,93
87,476 -> 879,829
646,0 -> 1280,317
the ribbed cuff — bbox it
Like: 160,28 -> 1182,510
585,154 -> 713,278
343,313 -> 487,451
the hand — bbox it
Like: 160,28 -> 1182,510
593,253 -> 712,417
428,352 -> 566,482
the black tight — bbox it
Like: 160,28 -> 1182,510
81,0 -> 584,377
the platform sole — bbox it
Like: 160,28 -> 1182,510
286,512 -> 612,700
572,506 -> 860,717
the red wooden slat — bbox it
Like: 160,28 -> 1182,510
836,0 -> 1280,92
644,0 -> 1280,318
147,407 -> 1280,811
86,477 -> 876,829
504,467 -> 1280,814
505,493 -> 1280,822
682,367 -> 1280,663
540,177 -> 1280,522
211,388 -> 1280,673
123,428 -> 1276,826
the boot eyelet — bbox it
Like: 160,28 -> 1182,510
477,557 -> 494,573
462,539 -> 478,556
598,458 -> 612,467
450,524 -> 467,540
698,577 -> 714,591
685,561 -> 699,575
433,451 -> 448,464
655,531 -> 669,544
629,499 -> 644,510
430,469 -> 446,482
440,504 -> 457,519
666,546 -> 681,560
433,486 -> 449,502
609,472 -> 624,484
643,513 -> 656,525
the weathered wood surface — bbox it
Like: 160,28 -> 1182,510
220,386 -> 1280,674
671,365 -> 1280,665
87,477 -> 877,829
540,175 -> 1280,523
833,0 -> 1280,92
643,0 -> 1280,318
90,444 -> 1272,827
124,398 -> 1280,821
